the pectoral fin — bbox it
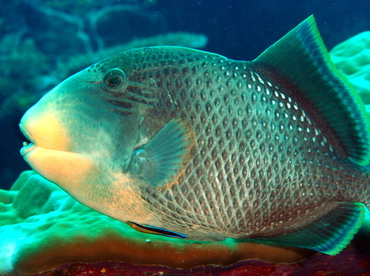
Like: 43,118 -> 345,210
127,221 -> 187,239
255,202 -> 366,255
129,119 -> 194,189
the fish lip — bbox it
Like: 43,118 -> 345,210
20,142 -> 36,157
19,123 -> 36,157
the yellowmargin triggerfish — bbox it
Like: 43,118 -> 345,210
19,15 -> 370,255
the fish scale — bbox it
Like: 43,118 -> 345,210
19,16 -> 370,254
123,49 -> 367,240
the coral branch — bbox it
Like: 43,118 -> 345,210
88,4 -> 162,51
36,6 -> 93,53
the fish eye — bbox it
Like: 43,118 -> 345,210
103,68 -> 127,90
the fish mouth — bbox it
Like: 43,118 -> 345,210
19,124 -> 37,157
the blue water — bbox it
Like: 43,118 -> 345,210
0,0 -> 369,189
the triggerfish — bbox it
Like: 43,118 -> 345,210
19,15 -> 370,255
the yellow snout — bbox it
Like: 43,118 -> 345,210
20,107 -> 71,153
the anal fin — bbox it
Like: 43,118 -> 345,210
255,202 -> 366,255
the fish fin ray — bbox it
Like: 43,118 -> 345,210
255,202 -> 366,255
254,15 -> 370,165
130,119 -> 194,189
127,221 -> 187,239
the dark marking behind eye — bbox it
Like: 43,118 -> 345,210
106,99 -> 133,109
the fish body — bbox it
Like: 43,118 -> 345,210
20,16 -> 370,255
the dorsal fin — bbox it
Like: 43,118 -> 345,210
254,15 -> 370,166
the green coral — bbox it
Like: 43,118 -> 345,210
330,32 -> 370,107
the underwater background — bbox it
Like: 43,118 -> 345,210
1,1 -> 370,275
1,0 -> 370,190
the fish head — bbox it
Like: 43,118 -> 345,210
18,53 -> 151,216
